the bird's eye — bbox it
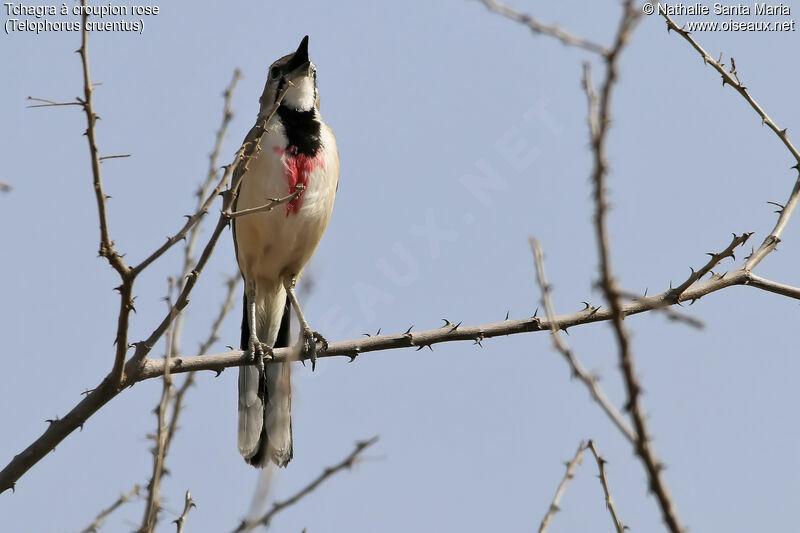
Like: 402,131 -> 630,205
270,66 -> 281,79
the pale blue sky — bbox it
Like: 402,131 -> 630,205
2,1 -> 799,532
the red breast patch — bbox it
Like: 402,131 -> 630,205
274,146 -> 325,216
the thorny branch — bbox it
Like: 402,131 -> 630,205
586,3 -> 685,532
587,440 -> 625,533
538,440 -> 626,533
79,485 -> 141,533
478,0 -> 609,55
2,252 -> 797,495
538,441 -> 586,533
135,260 -> 800,377
233,437 -> 379,532
530,238 -> 636,443
661,13 -> 800,272
618,290 -> 704,330
74,0 -> 133,388
141,280 -> 179,533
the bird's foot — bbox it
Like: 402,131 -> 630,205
300,328 -> 328,371
248,337 -> 273,373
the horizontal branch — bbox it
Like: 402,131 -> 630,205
140,268 -> 800,379
2,265 -> 798,494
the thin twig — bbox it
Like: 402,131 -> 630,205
98,154 -> 131,162
660,14 -> 800,272
79,485 -> 141,533
141,279 -> 178,533
586,3 -> 685,531
587,440 -> 625,533
669,233 -> 752,299
478,0 -> 609,55
745,274 -> 800,299
538,441 -> 587,533
174,490 -> 196,533
618,290 -> 704,330
530,238 -> 635,443
26,96 -> 83,108
233,437 -> 379,532
225,185 -> 305,219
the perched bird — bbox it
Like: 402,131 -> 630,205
231,36 -> 339,467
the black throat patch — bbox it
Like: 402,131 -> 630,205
277,106 -> 322,156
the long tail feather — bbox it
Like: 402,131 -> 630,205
238,287 -> 293,467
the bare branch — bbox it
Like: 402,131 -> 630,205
538,441 -> 587,533
225,185 -> 305,219
478,0 -> 609,55
233,437 -> 379,532
70,0 -> 137,387
174,491 -> 196,533
669,233 -> 752,299
587,4 -> 684,532
530,238 -> 635,443
98,154 -> 131,162
25,96 -> 82,108
587,440 -> 626,533
660,14 -> 800,272
745,274 -> 800,300
618,290 -> 704,330
79,485 -> 141,533
141,279 -> 179,532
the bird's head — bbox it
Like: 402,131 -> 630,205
259,35 -> 319,114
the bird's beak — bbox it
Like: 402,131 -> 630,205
286,35 -> 310,74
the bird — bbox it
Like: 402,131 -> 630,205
231,35 -> 339,467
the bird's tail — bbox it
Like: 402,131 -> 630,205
237,286 -> 293,467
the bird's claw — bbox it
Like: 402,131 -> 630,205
300,328 -> 328,371
248,338 -> 273,373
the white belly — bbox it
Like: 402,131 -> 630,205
234,123 -> 339,288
